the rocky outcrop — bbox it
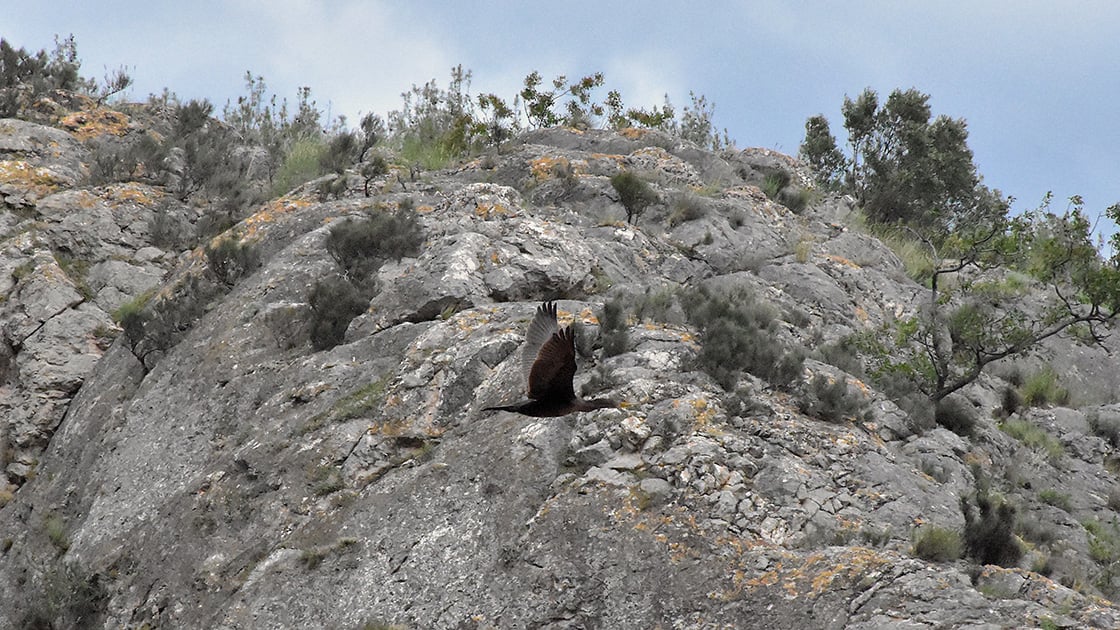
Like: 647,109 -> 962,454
1,113 -> 1119,629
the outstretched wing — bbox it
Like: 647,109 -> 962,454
522,302 -> 558,385
527,326 -> 576,402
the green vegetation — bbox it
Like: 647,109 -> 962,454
999,419 -> 1065,462
43,512 -> 69,553
961,490 -> 1022,567
598,299 -> 630,357
912,525 -> 962,562
204,236 -> 260,287
325,210 -> 424,283
1083,518 -> 1120,594
307,276 -> 368,351
804,90 -> 1120,419
18,560 -> 107,630
610,170 -> 658,224
682,286 -> 805,391
1038,488 -> 1072,512
797,373 -> 869,423
1020,367 -> 1070,408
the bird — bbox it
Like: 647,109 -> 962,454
483,301 -> 618,417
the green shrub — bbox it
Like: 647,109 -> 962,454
320,131 -> 359,174
935,395 -> 978,437
204,237 -> 260,287
43,513 -> 69,553
610,170 -> 658,224
598,299 -> 629,357
667,192 -> 708,227
1038,489 -> 1072,512
1000,386 -> 1023,418
961,491 -> 1022,567
683,286 -> 805,391
912,525 -> 963,562
760,170 -> 791,200
361,155 -> 389,197
798,373 -> 868,423
17,560 -> 107,630
273,137 -> 327,196
325,210 -> 423,282
999,419 -> 1064,462
1087,410 -> 1120,448
1020,367 -> 1070,408
308,276 -> 368,351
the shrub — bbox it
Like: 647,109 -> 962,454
961,491 -> 1022,567
320,131 -> 359,174
325,210 -> 423,282
361,155 -> 389,197
667,192 -> 707,227
1038,489 -> 1072,512
610,170 -> 658,224
204,237 -> 260,287
18,560 -> 107,630
1020,367 -> 1070,408
1087,410 -> 1120,448
999,419 -> 1064,462
935,395 -> 978,437
999,386 -> 1023,418
912,525 -> 963,562
273,137 -> 326,196
760,170 -> 791,200
798,373 -> 868,423
598,299 -> 629,357
308,276 -> 369,351
683,286 -> 805,391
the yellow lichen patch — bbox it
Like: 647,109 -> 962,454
618,127 -> 650,140
489,250 -> 502,265
106,183 -> 163,207
450,308 -> 492,334
824,254 -> 861,269
679,331 -> 696,343
242,198 -> 310,240
578,307 -> 599,324
854,305 -> 869,323
416,204 -> 434,214
691,397 -> 718,426
59,107 -> 131,140
0,160 -> 63,197
806,548 -> 891,595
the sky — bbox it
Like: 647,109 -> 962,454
7,1 -> 1120,240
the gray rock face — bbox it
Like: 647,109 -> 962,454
2,114 -> 1120,629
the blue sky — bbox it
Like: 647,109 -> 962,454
8,1 -> 1120,238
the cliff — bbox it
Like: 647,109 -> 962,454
2,97 -> 1120,629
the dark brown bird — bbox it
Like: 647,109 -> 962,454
484,301 -> 618,417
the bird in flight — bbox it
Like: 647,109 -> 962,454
484,301 -> 618,417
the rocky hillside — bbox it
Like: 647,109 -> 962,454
2,97 -> 1120,629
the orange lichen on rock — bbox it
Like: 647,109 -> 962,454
618,127 -> 651,140
106,183 -> 163,207
529,155 -> 578,180
59,107 -> 131,140
824,254 -> 861,269
474,202 -> 510,219
242,198 -> 310,240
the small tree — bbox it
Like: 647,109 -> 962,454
610,170 -> 657,224
798,114 -> 846,189
865,195 -> 1120,405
